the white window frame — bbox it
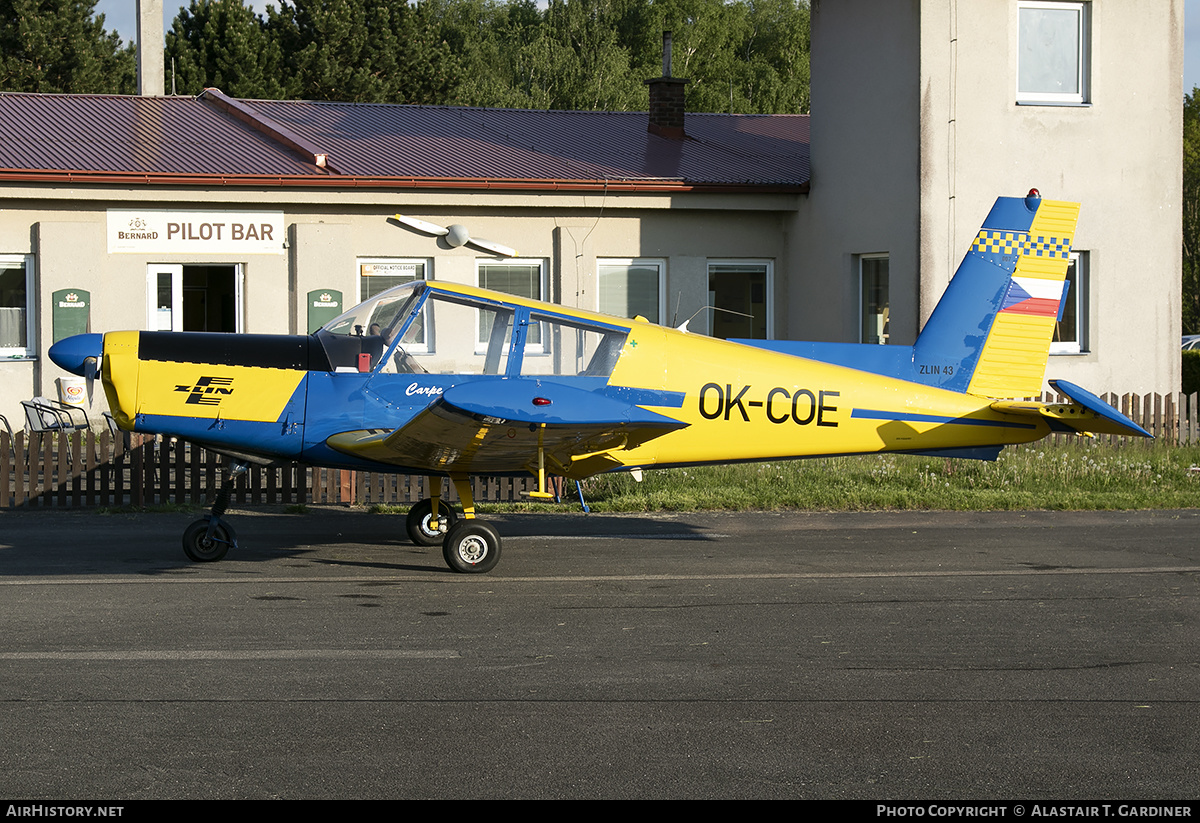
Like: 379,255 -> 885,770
357,258 -> 429,302
476,258 -> 548,354
858,253 -> 890,345
146,263 -> 244,332
1017,1 -> 1090,106
1050,251 -> 1088,355
0,253 -> 35,359
706,259 -> 774,339
597,258 -> 666,324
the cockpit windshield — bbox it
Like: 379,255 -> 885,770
314,282 -> 426,372
313,280 -> 629,378
320,281 -> 425,341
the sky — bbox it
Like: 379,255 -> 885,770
90,0 -> 1200,96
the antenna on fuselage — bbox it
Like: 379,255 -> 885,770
674,305 -> 754,334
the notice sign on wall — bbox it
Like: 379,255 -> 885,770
107,209 -> 285,255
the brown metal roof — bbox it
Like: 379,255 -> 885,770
0,91 -> 810,193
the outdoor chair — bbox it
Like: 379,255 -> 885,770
21,397 -> 90,461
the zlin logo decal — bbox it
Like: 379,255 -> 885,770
175,376 -> 234,405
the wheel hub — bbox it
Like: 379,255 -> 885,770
422,514 -> 447,537
457,535 -> 489,564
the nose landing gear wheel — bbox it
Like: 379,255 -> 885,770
406,498 -> 458,547
182,518 -> 235,562
442,520 -> 501,574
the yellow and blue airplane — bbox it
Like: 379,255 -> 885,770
49,190 -> 1150,573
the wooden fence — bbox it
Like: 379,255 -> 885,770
0,390 -> 1196,510
0,429 -> 540,510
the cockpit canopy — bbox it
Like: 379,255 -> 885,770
314,282 -> 630,378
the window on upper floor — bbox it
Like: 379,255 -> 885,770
1017,1 -> 1090,105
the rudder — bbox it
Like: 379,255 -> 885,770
913,190 -> 1079,399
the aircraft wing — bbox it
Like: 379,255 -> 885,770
326,379 -> 688,478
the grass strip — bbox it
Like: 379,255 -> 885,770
453,441 -> 1200,514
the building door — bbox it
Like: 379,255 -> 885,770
148,264 -> 243,332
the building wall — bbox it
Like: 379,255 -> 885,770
0,188 -> 799,424
921,0 -> 1183,396
805,0 -> 1182,396
797,0 -> 923,345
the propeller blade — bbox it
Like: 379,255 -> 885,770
84,356 -> 99,404
394,214 -> 449,237
467,237 -> 518,258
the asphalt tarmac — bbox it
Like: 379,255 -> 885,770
1,507 -> 1198,799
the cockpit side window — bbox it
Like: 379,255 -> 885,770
520,313 -> 628,378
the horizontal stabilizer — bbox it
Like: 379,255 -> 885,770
1047,379 -> 1152,438
987,380 -> 1151,439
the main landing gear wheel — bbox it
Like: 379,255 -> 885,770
182,517 -> 235,562
442,520 -> 501,574
406,498 -> 458,547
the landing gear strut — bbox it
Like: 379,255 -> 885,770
182,460 -> 246,562
408,475 -> 501,574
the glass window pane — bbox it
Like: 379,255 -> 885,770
861,257 -> 889,345
478,262 -> 544,347
1051,253 -> 1086,354
360,260 -> 425,300
599,262 -> 661,321
708,263 -> 769,339
1055,259 -> 1078,343
479,263 -> 540,300
0,263 -> 27,350
1019,7 -> 1080,94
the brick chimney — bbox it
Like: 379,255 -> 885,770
646,31 -> 689,139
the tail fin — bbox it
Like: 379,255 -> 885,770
913,190 -> 1079,398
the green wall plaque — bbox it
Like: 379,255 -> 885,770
307,289 -> 343,333
52,288 -> 90,343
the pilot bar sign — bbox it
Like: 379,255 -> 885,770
107,210 -> 285,255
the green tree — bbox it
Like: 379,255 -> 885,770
0,0 -> 135,93
647,0 -> 809,114
533,0 -> 644,110
268,0 -> 458,103
1184,87 -> 1200,334
427,0 -> 544,108
166,0 -> 288,98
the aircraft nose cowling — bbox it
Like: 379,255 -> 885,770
48,333 -> 104,376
